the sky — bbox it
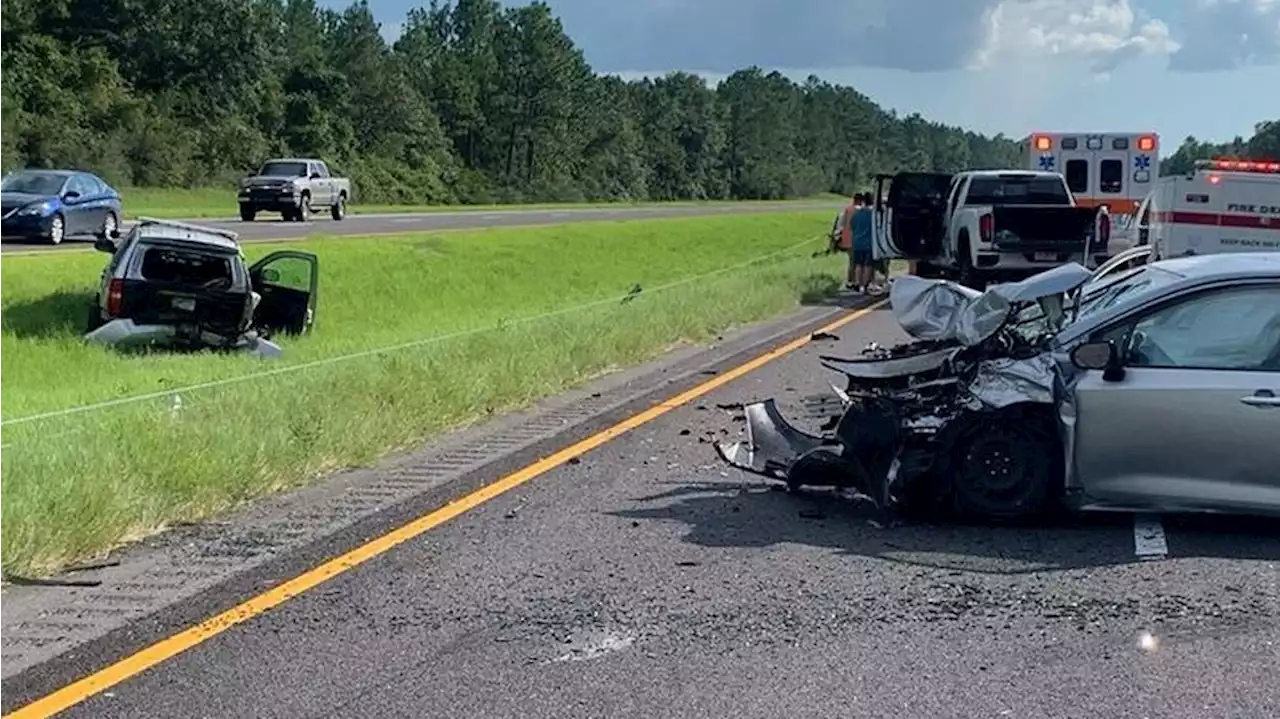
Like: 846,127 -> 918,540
339,0 -> 1280,146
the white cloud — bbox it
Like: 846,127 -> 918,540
971,0 -> 1179,72
1169,0 -> 1280,71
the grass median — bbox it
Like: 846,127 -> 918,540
1,211 -> 845,576
121,186 -> 844,219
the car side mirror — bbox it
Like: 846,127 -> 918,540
1070,341 -> 1113,370
63,190 -> 81,201
309,172 -> 321,179
1071,340 -> 1126,382
93,237 -> 117,254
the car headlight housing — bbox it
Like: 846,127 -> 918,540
18,201 -> 53,216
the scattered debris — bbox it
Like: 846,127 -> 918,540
566,456 -> 582,466
810,331 -> 840,341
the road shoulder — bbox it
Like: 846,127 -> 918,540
1,294 -> 872,707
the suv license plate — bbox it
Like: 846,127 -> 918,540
172,297 -> 196,311
1033,252 -> 1058,262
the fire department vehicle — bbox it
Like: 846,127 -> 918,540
1024,131 -> 1159,245
1148,158 -> 1280,258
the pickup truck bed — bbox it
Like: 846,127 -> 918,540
990,205 -> 1102,251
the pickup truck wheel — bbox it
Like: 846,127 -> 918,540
239,206 -> 256,222
331,193 -> 346,221
956,238 -> 987,291
297,194 -> 311,222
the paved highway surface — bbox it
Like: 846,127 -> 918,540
0,202 -> 837,254
8,305 -> 1280,718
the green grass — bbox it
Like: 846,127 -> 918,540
119,186 -> 844,219
0,212 -> 844,576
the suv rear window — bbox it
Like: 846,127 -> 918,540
965,176 -> 1071,205
139,247 -> 234,289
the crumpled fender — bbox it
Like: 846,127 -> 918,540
714,399 -> 871,490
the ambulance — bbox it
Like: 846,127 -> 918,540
1024,132 -> 1159,246
1147,158 -> 1280,258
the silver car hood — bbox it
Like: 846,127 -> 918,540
890,263 -> 1094,346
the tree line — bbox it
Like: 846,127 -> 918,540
1159,122 -> 1280,176
2,0 -> 1275,205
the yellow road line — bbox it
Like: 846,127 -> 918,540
2,302 -> 882,719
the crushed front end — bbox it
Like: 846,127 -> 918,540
713,266 -> 1089,519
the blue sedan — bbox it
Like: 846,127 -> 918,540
1,169 -> 123,245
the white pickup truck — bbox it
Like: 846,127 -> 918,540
872,170 -> 1113,289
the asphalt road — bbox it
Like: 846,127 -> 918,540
26,307 -> 1279,719
0,202 -> 836,254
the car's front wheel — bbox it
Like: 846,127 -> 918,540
100,210 -> 119,239
240,205 -> 256,222
47,213 -> 65,245
943,405 -> 1061,522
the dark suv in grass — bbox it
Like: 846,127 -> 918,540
86,218 -> 318,352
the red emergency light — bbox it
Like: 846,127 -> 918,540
1137,135 -> 1156,152
1198,158 -> 1280,173
1032,135 -> 1052,151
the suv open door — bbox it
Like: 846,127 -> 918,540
249,250 -> 318,334
872,172 -> 953,261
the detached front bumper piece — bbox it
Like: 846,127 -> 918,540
714,399 -> 869,491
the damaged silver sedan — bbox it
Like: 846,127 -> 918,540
85,218 -> 318,357
716,252 -> 1280,521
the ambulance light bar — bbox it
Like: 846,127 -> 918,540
1196,158 -> 1280,173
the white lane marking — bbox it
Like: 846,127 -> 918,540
391,218 -> 419,224
1134,514 -> 1168,560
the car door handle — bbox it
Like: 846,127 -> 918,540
1241,390 -> 1280,408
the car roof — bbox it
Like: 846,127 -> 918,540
964,170 -> 1060,179
10,169 -> 78,177
134,222 -> 240,252
260,158 -> 317,164
1148,252 -> 1280,281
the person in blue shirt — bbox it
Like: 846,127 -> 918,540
848,192 -> 875,292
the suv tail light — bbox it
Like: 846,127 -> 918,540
978,213 -> 994,243
106,279 -> 124,317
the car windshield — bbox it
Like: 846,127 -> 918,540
257,162 -> 308,177
2,171 -> 67,195
1070,264 -> 1183,323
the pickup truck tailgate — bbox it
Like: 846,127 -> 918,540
990,206 -> 1101,250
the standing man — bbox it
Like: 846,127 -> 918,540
848,192 -> 875,293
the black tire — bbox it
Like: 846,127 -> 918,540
86,303 -> 104,333
240,205 -> 256,222
956,234 -> 986,291
297,193 -> 311,222
101,210 -> 119,238
945,407 -> 1061,522
330,193 -> 346,221
47,213 -> 66,245
281,209 -> 296,222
